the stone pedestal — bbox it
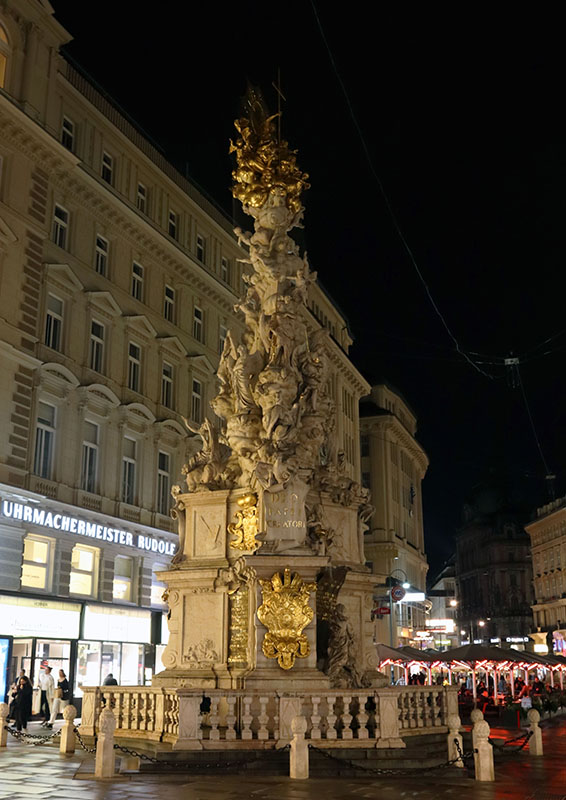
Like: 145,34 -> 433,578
154,483 -> 381,692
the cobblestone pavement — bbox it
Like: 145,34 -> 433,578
0,718 -> 565,799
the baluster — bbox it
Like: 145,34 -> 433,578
209,696 -> 221,741
434,690 -> 442,726
141,692 -> 147,730
402,691 -> 410,729
424,690 -> 433,727
341,695 -> 353,739
326,695 -> 337,740
310,696 -> 321,740
356,694 -> 369,739
413,689 -> 422,728
241,696 -> 253,740
225,695 -> 237,740
257,696 -> 269,740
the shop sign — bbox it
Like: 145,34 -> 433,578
1,500 -> 176,556
505,636 -> 529,643
83,604 -> 151,644
425,618 -> 455,633
400,591 -> 425,602
0,595 -> 81,638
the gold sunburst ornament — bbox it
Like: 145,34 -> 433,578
257,569 -> 316,670
228,493 -> 261,552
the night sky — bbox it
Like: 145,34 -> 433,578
51,2 -> 566,574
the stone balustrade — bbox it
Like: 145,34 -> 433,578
78,685 -> 457,750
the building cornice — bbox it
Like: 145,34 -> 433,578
363,415 -> 429,474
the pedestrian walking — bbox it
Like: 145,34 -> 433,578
46,669 -> 70,728
13,676 -> 33,731
38,666 -> 55,726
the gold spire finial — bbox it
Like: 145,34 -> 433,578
229,84 -> 309,214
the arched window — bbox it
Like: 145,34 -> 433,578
0,24 -> 10,89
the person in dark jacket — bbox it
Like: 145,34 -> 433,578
103,673 -> 118,686
13,676 -> 33,731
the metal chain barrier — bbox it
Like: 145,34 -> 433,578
490,730 -> 533,754
110,740 -> 290,769
73,727 -> 97,754
308,740 -> 476,776
3,724 -> 61,746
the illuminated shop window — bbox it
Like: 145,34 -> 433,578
69,544 -> 99,597
113,555 -> 134,602
21,534 -> 53,590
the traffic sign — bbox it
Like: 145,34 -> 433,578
390,585 -> 406,602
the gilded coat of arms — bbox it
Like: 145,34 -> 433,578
257,569 -> 316,670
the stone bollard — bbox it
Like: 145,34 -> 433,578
473,718 -> 494,782
119,755 -> 141,773
94,706 -> 116,779
470,708 -> 483,753
447,714 -> 464,768
0,702 -> 8,748
290,715 -> 309,779
59,705 -> 77,754
527,708 -> 543,756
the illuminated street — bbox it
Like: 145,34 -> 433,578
0,718 -> 564,799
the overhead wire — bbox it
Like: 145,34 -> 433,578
309,0 -> 496,380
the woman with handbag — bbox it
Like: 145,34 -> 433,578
46,669 -> 70,728
14,676 -> 33,731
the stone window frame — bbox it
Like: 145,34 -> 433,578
44,292 -> 64,352
101,151 -> 114,185
52,204 -> 69,249
163,284 -> 175,323
94,234 -> 109,277
89,318 -> 106,373
131,261 -> 144,302
121,435 -> 138,506
127,341 -> 142,393
33,399 -> 57,479
80,419 -> 100,495
156,450 -> 171,516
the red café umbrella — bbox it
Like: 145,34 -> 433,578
436,644 -> 523,701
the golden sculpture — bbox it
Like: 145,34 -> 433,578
228,493 -> 261,552
257,568 -> 316,670
230,85 -> 309,214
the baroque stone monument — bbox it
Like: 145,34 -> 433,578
154,87 -> 384,691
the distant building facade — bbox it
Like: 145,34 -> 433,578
0,0 -> 368,702
359,383 -> 429,647
525,497 -> 566,655
427,556 -> 459,650
455,487 -> 533,649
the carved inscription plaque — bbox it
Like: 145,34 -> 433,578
262,479 -> 309,550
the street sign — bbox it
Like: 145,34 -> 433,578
390,585 -> 406,602
377,607 -> 390,615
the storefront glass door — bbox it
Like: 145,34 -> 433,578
101,642 -> 121,685
121,643 -> 144,685
11,639 -> 33,683
75,641 -> 101,698
33,639 -> 71,684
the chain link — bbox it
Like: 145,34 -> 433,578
73,727 -> 97,754
3,724 -> 61,745
308,740 -> 476,776
110,740 -> 290,769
